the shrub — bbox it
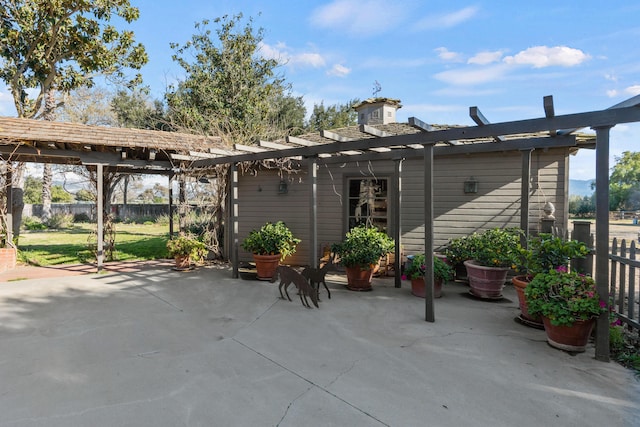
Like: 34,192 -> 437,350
22,216 -> 47,230
73,212 -> 92,223
331,225 -> 395,269
241,221 -> 300,259
45,213 -> 74,229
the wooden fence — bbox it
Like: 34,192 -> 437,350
609,238 -> 640,330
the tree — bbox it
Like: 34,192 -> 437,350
75,189 -> 95,202
111,88 -> 169,130
0,0 -> 148,242
166,14 -> 290,143
306,99 -> 359,132
610,151 -> 640,211
57,86 -> 118,126
165,14 -> 300,258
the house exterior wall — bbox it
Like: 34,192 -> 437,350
236,147 -> 570,265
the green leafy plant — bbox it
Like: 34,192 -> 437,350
402,253 -> 453,282
443,235 -> 477,269
520,233 -> 590,276
454,228 -> 523,268
331,225 -> 395,269
166,234 -> 207,261
241,221 -> 300,260
524,266 -> 606,326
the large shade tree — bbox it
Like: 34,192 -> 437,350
0,0 -> 147,242
165,14 -> 305,257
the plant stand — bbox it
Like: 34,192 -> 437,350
464,260 -> 509,299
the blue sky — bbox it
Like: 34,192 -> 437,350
3,0 -> 640,181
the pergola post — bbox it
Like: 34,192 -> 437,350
594,126 -> 612,362
393,158 -> 402,288
5,168 -> 13,245
424,144 -> 435,322
96,164 -> 104,272
520,149 -> 532,246
231,163 -> 239,279
309,157 -> 318,268
168,175 -> 174,238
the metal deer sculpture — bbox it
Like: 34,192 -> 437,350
301,255 -> 337,301
272,265 -> 319,309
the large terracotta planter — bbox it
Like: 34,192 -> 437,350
411,278 -> 442,298
464,260 -> 510,299
253,253 -> 281,280
542,317 -> 596,352
512,275 -> 544,328
345,265 -> 374,291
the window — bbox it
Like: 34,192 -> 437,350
347,178 -> 388,232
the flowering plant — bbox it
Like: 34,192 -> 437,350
469,227 -> 522,269
519,233 -> 590,276
402,253 -> 453,282
524,266 -> 606,327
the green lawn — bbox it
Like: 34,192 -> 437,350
17,222 -> 171,266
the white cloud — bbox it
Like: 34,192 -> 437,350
310,0 -> 406,35
625,85 -> 640,96
434,64 -> 509,86
435,47 -> 463,62
503,46 -> 590,68
413,6 -> 479,31
468,50 -> 504,65
259,42 -> 326,68
326,64 -> 351,77
607,89 -> 619,98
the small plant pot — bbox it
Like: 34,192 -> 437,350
253,253 -> 281,280
410,278 -> 442,298
345,265 -> 374,291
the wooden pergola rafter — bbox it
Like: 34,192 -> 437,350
1,94 -> 639,362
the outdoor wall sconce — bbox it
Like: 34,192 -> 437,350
278,179 -> 288,194
464,177 -> 478,193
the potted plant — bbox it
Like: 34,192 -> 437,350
513,234 -> 590,327
403,253 -> 453,298
443,235 -> 477,282
524,266 -> 606,352
331,225 -> 395,291
241,221 -> 300,280
462,227 -> 522,299
166,233 -> 207,270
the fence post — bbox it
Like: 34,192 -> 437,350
572,221 -> 593,275
540,218 -> 555,234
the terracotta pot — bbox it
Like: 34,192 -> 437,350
345,265 -> 374,291
464,260 -> 510,299
410,278 -> 442,298
542,317 -> 596,353
512,275 -> 544,328
174,255 -> 191,270
253,253 -> 281,280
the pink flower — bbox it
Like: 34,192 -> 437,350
599,300 -> 607,308
401,274 -> 408,281
555,265 -> 568,273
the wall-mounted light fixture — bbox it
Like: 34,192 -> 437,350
464,177 -> 478,193
278,179 -> 288,194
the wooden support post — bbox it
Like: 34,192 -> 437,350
572,221 -> 593,275
5,168 -> 13,246
424,144 -> 435,322
594,126 -> 612,362
309,157 -> 318,268
168,175 -> 174,238
97,164 -> 104,272
393,158 -> 402,288
520,149 -> 532,247
231,163 -> 239,279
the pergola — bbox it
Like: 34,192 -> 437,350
1,94 -> 640,362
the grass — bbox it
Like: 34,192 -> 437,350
17,222 -> 170,266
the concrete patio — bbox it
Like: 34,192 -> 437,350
0,264 -> 638,426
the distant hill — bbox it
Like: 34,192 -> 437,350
569,179 -> 594,197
